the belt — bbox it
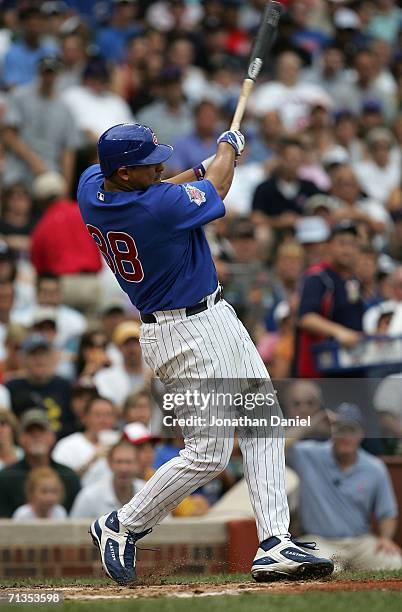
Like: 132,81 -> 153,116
140,287 -> 223,324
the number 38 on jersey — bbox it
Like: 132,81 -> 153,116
87,224 -> 144,283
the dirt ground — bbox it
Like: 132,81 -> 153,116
3,578 -> 402,601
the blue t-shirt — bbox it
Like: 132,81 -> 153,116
3,41 -> 56,87
77,165 -> 224,312
287,440 -> 397,538
96,25 -> 143,63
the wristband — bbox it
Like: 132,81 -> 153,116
193,155 -> 215,180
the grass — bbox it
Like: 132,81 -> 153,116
2,592 -> 402,612
1,569 -> 402,587
1,571 -> 402,611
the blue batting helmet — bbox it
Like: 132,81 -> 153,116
97,123 -> 173,177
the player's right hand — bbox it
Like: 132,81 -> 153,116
217,130 -> 245,156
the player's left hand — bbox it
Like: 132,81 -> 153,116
217,130 -> 245,156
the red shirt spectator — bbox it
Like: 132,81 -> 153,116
31,199 -> 102,275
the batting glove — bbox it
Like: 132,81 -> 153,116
217,130 -> 245,156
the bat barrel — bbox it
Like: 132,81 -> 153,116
248,1 -> 284,82
230,1 -> 284,130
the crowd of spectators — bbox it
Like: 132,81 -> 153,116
0,0 -> 402,565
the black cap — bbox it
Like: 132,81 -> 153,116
19,5 -> 42,21
83,57 -> 109,81
334,108 -> 356,123
330,220 -> 358,239
159,66 -> 182,84
362,99 -> 382,114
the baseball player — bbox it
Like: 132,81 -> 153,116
78,123 -> 333,584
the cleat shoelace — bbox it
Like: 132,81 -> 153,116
284,535 -> 318,550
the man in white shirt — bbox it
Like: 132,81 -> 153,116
94,321 -> 147,409
249,51 -> 332,132
62,57 -> 133,143
329,164 -> 391,246
52,394 -> 119,487
353,128 -> 401,204
70,440 -> 145,518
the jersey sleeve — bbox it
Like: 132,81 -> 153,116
157,179 -> 225,231
77,164 -> 102,199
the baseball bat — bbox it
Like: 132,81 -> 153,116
230,0 -> 283,131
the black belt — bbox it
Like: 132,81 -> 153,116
140,287 -> 223,324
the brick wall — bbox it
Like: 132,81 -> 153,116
0,520 -> 229,579
0,545 -> 101,578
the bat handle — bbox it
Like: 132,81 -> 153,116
230,78 -> 255,131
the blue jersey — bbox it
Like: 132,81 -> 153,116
77,164 -> 225,313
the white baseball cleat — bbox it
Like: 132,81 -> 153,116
251,535 -> 334,581
89,510 -> 150,585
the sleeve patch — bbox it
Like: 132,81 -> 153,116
184,184 -> 206,206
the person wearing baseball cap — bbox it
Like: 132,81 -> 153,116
2,48 -> 78,188
31,306 -> 58,341
295,220 -> 364,377
334,7 -> 361,31
296,216 -> 331,266
123,422 -> 160,446
285,399 -> 402,571
122,422 -> 209,517
6,333 -> 74,437
0,408 -> 80,517
20,408 -> 54,432
94,321 -> 146,408
123,423 -> 159,481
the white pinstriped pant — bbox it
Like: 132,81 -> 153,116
117,290 -> 290,542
